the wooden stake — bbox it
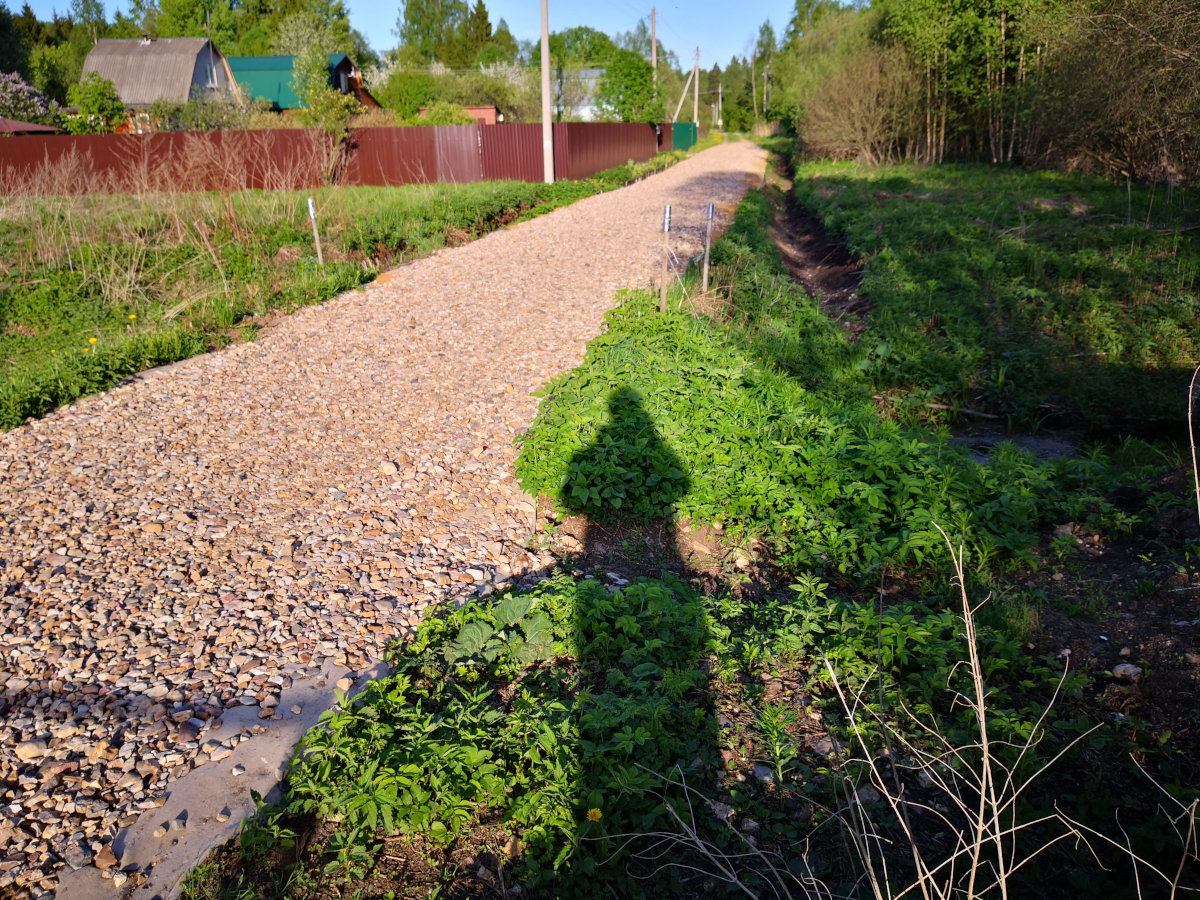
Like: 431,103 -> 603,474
660,204 -> 671,313
701,201 -> 714,293
307,197 -> 324,267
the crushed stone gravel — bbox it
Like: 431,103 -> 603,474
0,140 -> 767,897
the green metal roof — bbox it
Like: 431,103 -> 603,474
227,55 -> 350,109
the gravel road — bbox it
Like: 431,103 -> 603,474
0,139 -> 767,897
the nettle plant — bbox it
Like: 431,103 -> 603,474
281,574 -> 721,893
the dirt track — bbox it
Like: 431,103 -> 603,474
0,140 -> 767,898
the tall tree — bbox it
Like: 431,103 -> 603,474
395,0 -> 466,62
0,1 -> 27,74
595,46 -> 662,122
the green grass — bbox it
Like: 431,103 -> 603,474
792,161 -> 1200,435
0,148 -> 701,430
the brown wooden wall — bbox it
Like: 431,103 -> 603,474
0,122 -> 672,195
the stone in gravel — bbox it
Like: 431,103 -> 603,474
208,746 -> 232,762
152,824 -> 168,838
380,461 -> 399,475
113,873 -> 128,888
15,740 -> 47,762
116,772 -> 143,791
752,763 -> 774,783
216,807 -> 231,823
335,677 -> 353,692
177,718 -> 206,742
94,845 -> 118,869
231,764 -> 246,776
170,814 -> 187,832
290,705 -> 302,715
63,842 -> 93,870
1113,663 -> 1143,683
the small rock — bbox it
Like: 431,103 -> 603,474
152,823 -> 168,838
1185,651 -> 1200,666
335,677 -> 354,693
113,873 -> 128,888
231,764 -> 246,776
708,800 -> 734,822
216,807 -> 231,823
752,763 -> 774,783
1119,646 -> 1132,658
170,815 -> 187,832
380,461 -> 399,475
740,818 -> 760,834
1112,663 -> 1143,684
856,785 -> 882,804
290,705 -> 302,715
63,841 -> 93,870
116,772 -> 144,791
94,845 -> 118,870
15,740 -> 47,762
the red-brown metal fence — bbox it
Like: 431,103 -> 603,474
0,122 -> 675,195
0,130 -> 331,194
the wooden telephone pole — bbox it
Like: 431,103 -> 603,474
540,0 -> 553,183
651,8 -> 656,85
692,47 -> 699,126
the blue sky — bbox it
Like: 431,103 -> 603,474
21,0 -> 796,71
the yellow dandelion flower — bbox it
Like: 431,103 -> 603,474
89,337 -> 97,344
129,314 -> 137,320
83,347 -> 89,353
587,808 -> 602,822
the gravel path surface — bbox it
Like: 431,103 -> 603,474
0,140 -> 766,897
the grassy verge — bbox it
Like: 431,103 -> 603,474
0,145 -> 709,430
791,161 -> 1200,435
182,158 -> 1199,898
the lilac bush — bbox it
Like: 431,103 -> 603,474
0,71 -> 62,126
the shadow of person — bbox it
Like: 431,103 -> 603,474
559,385 -> 690,578
527,386 -> 731,895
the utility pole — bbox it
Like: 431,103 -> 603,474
650,8 -> 657,86
672,65 -> 695,122
692,47 -> 699,126
718,81 -> 722,128
540,0 -> 553,183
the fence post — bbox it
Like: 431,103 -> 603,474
660,205 -> 671,313
307,197 -> 324,267
702,201 -> 714,293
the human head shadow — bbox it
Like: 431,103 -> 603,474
559,385 -> 690,577
521,386 -> 736,895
